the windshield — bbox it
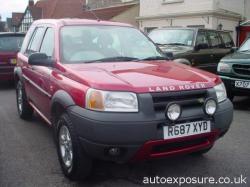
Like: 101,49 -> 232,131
60,25 -> 163,63
149,29 -> 194,46
0,36 -> 24,52
239,38 -> 250,52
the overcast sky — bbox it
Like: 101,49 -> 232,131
0,0 -> 38,21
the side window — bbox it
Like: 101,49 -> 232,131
220,32 -> 234,48
20,25 -> 35,54
207,31 -> 223,48
196,31 -> 209,48
40,28 -> 55,57
26,27 -> 45,55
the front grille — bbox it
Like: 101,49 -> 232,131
0,67 -> 13,74
233,64 -> 250,77
151,137 -> 208,154
151,89 -> 208,112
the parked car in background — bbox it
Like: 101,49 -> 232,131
148,28 -> 235,73
0,32 -> 25,82
218,37 -> 250,100
15,19 -> 233,180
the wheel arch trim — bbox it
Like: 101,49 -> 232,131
50,90 -> 76,119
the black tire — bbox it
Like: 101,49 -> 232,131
16,80 -> 33,119
56,113 -> 92,181
191,146 -> 213,156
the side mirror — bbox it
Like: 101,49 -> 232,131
28,53 -> 54,67
164,52 -> 174,60
194,43 -> 209,51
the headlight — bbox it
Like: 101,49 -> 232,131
217,62 -> 231,73
204,98 -> 217,116
214,83 -> 227,103
166,103 -> 181,121
86,88 -> 138,112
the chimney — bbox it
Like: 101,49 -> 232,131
29,0 -> 34,6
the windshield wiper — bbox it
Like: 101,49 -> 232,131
166,43 -> 188,46
155,43 -> 169,46
137,56 -> 168,61
84,56 -> 139,63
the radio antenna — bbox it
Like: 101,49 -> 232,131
83,5 -> 101,22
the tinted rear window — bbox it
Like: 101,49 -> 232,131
220,32 -> 234,47
0,36 -> 24,52
207,31 -> 222,47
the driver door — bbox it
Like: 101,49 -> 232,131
24,27 -> 55,120
30,27 -> 55,119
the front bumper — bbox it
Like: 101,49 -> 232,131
0,66 -> 14,81
220,75 -> 250,96
67,97 -> 233,163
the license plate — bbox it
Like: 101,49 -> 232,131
235,81 -> 250,89
163,121 -> 211,139
10,59 -> 17,65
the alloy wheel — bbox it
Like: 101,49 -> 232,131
58,124 -> 73,171
17,85 -> 23,113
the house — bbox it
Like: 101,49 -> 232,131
18,0 -> 43,32
16,0 -> 139,32
4,13 -> 23,32
83,0 -> 139,27
86,0 -> 137,9
9,13 -> 24,32
137,0 -> 250,42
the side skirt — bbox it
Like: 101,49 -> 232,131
29,101 -> 52,126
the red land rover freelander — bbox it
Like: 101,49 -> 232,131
15,19 -> 233,180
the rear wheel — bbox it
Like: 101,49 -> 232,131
16,80 -> 33,119
56,113 -> 92,181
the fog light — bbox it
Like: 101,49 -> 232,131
166,103 -> 181,121
108,147 -> 121,156
204,99 -> 217,116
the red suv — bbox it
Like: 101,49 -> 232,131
0,32 -> 24,81
15,19 -> 233,180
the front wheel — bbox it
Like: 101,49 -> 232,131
16,80 -> 33,119
56,113 -> 92,181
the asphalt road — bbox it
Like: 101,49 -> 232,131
0,82 -> 249,187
